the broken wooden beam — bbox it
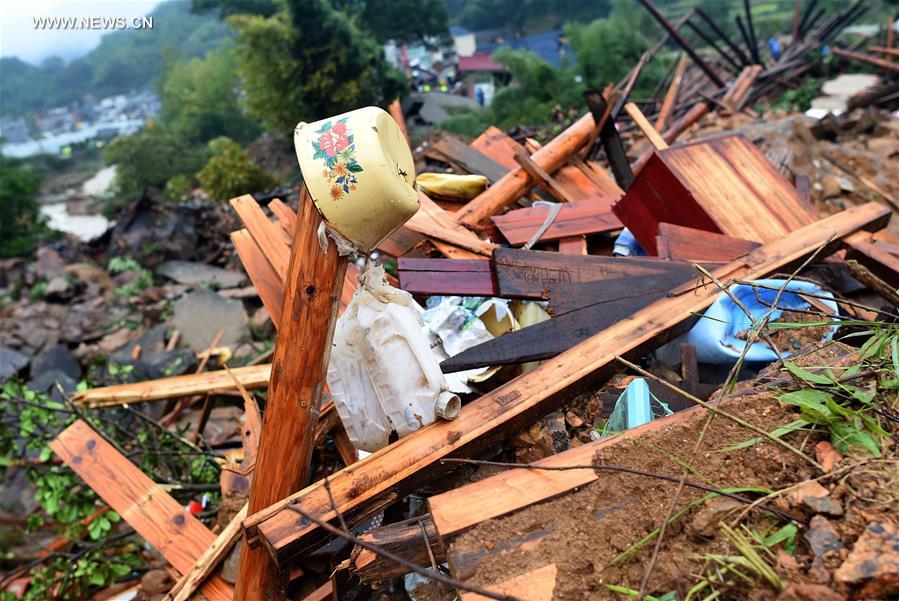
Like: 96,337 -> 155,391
656,223 -> 761,262
168,503 -> 248,601
242,202 -> 890,567
347,516 -> 444,584
655,54 -> 688,132
844,232 -> 899,289
831,46 -> 899,72
407,192 -> 495,256
234,190 -> 348,600
491,198 -> 621,246
456,114 -> 597,227
397,258 -> 496,296
513,148 -> 575,203
73,364 -> 272,407
51,420 -> 232,601
431,135 -> 509,184
460,564 -> 557,601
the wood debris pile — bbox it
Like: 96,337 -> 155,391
22,2 -> 899,600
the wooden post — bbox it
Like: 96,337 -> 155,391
234,189 -> 348,601
624,102 -> 669,151
655,54 -> 688,132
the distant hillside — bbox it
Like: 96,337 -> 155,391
0,2 -> 232,118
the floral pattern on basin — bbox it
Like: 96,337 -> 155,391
311,118 -> 364,201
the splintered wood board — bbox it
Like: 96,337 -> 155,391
471,126 -> 527,169
232,228 -> 285,326
244,203 -> 889,566
230,195 -> 291,280
613,134 -> 820,255
459,564 -> 557,601
397,258 -> 496,296
431,135 -> 509,183
50,420 -> 232,601
491,197 -> 622,245
656,222 -> 761,262
73,364 -> 272,407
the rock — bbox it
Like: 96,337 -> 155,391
143,348 -> 196,378
802,494 -> 844,517
806,515 -> 845,583
816,441 -> 842,471
158,260 -> 246,289
837,176 -> 854,193
0,258 -> 27,288
787,480 -> 830,506
820,175 -> 843,200
31,344 -> 81,381
61,298 -> 117,343
109,193 -> 200,263
565,411 -> 584,428
28,369 -> 78,401
172,290 -> 248,353
64,263 -> 115,296
97,327 -> 141,354
866,137 -> 899,158
140,569 -> 172,595
689,497 -> 744,537
111,324 -> 169,363
514,412 -> 569,463
0,347 -> 29,381
43,275 -> 75,301
834,521 -> 899,599
35,247 -> 66,279
777,583 -> 846,601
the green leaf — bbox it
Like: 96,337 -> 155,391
720,419 -> 809,451
346,163 -> 363,173
779,389 -> 834,422
783,361 -> 833,385
764,523 -> 798,554
831,422 -> 881,457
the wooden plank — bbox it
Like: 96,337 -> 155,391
232,228 -> 284,326
235,190 -> 348,600
584,90 -> 633,190
655,54 -> 688,132
558,236 -> 588,255
397,258 -> 496,296
514,148 -> 574,203
429,405 -> 702,542
170,503 -> 248,601
470,126 -> 526,170
457,114 -> 596,227
430,239 -> 487,260
440,262 -> 702,372
244,203 -> 891,566
230,195 -> 291,280
459,564 -> 557,601
268,198 -> 298,237
407,192 -> 495,256
50,420 -> 232,601
492,249 -> 685,299
389,99 -> 410,146
301,581 -> 334,601
845,232 -> 899,289
656,223 -> 761,262
377,226 -> 427,257
624,102 -> 668,150
568,156 -> 623,198
831,46 -> 899,72
73,364 -> 272,407
431,135 -> 509,183
491,199 -> 621,246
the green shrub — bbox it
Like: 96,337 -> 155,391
0,154 -> 44,258
196,137 -> 275,200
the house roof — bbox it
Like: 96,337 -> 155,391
458,52 -> 505,73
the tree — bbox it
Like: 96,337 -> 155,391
333,0 -> 450,44
104,125 -> 209,201
196,137 -> 275,200
0,154 -> 43,258
160,44 -> 260,145
228,0 -> 405,133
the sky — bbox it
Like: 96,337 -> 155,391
1,0 -> 163,64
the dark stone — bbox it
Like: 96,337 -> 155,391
30,344 -> 81,381
111,324 -> 170,363
35,247 -> 66,279
28,369 -> 78,401
806,515 -> 845,583
0,347 -> 29,381
143,348 -> 197,378
109,193 -> 200,264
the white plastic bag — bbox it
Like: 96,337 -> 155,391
328,265 -> 460,452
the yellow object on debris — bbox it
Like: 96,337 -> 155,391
417,173 -> 488,201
